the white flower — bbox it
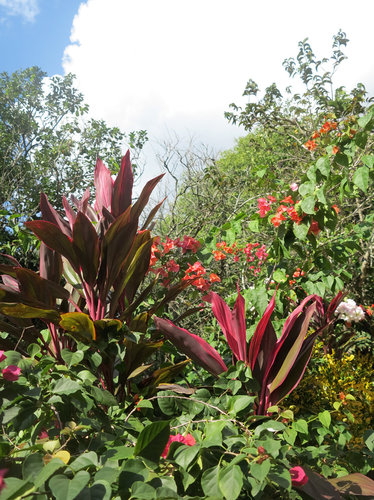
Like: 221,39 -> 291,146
335,299 -> 365,323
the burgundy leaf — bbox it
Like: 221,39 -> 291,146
111,150 -> 133,218
39,242 -> 62,284
26,220 -> 79,271
72,212 -> 100,286
210,288 -> 246,363
40,193 -> 71,237
63,195 -> 76,230
248,290 -> 277,371
131,174 -> 165,221
154,316 -> 227,376
94,157 -> 113,215
141,197 -> 167,231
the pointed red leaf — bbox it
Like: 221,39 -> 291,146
72,212 -> 100,286
154,316 -> 227,376
40,193 -> 71,237
131,174 -> 165,221
248,290 -> 277,371
210,288 -> 246,363
39,242 -> 63,284
26,220 -> 79,271
111,150 -> 133,218
63,195 -> 76,230
94,157 -> 113,215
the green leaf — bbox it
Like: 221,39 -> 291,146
250,459 -> 271,483
61,349 -> 84,368
334,153 -> 348,168
316,157 -> 330,177
293,222 -> 309,241
131,481 -> 156,499
299,182 -> 315,196
90,387 -> 118,407
33,458 -> 66,489
22,453 -> 44,482
75,480 -> 112,500
364,430 -> 374,452
273,269 -> 287,283
318,410 -> 331,428
229,395 -> 254,415
293,419 -> 308,434
174,445 -> 199,470
353,166 -> 369,192
218,464 -> 243,500
0,478 -> 34,500
300,196 -> 315,215
134,420 -> 170,463
59,312 -> 96,342
201,466 -> 222,498
70,452 -> 98,472
0,303 -> 60,322
49,471 -> 90,500
53,378 -> 82,395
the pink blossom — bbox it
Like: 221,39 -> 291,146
162,433 -> 196,458
0,469 -> 7,493
2,365 -> 21,381
290,466 -> 308,487
257,197 -> 272,218
290,183 -> 299,192
0,351 -> 6,363
181,236 -> 201,254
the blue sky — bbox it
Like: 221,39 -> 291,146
0,0 -> 81,75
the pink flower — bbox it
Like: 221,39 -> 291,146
162,433 -> 196,458
290,183 -> 298,192
257,198 -> 272,218
0,351 -> 6,363
181,236 -> 201,254
2,365 -> 21,381
290,466 -> 308,487
0,469 -> 7,493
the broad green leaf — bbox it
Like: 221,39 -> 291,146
90,386 -> 118,407
201,466 -> 222,498
364,430 -> 374,452
131,481 -> 156,499
318,410 -> 331,428
174,444 -> 199,470
293,419 -> 308,434
293,222 -> 309,241
250,459 -> 271,483
218,464 -> 243,500
334,153 -> 348,168
53,378 -> 82,395
49,471 -> 90,500
273,269 -> 287,283
134,420 -> 170,463
33,458 -> 66,489
300,196 -> 315,215
353,166 -> 369,192
76,480 -> 112,500
299,182 -> 315,196
61,349 -> 84,368
316,157 -> 330,177
22,453 -> 44,482
60,312 -> 96,342
70,452 -> 98,472
0,478 -> 34,500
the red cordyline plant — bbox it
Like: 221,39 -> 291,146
154,287 -> 342,414
0,151 -> 192,395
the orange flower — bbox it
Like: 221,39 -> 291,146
332,204 -> 339,214
209,273 -> 221,283
213,250 -> 226,261
305,140 -> 316,151
332,146 -> 340,155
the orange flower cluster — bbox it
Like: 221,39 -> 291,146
305,120 -> 339,152
212,240 -> 268,275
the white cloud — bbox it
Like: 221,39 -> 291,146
63,0 -> 374,185
0,0 -> 39,22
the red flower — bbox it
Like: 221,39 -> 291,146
267,195 -> 277,203
290,466 -> 308,487
209,273 -> 221,283
332,145 -> 340,155
0,351 -> 6,363
166,259 -> 180,273
2,365 -> 21,381
271,213 -> 286,227
192,277 -> 210,292
0,469 -> 8,493
162,433 -> 196,458
281,196 -> 294,204
312,131 -> 320,139
305,140 -> 316,151
332,204 -> 339,214
213,250 -> 226,261
181,236 -> 201,254
308,220 -> 320,236
257,197 -> 272,218
185,262 -> 206,276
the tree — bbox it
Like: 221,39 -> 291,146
0,66 -> 147,265
0,66 -> 147,216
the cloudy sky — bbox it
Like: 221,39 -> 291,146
1,0 -> 374,184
